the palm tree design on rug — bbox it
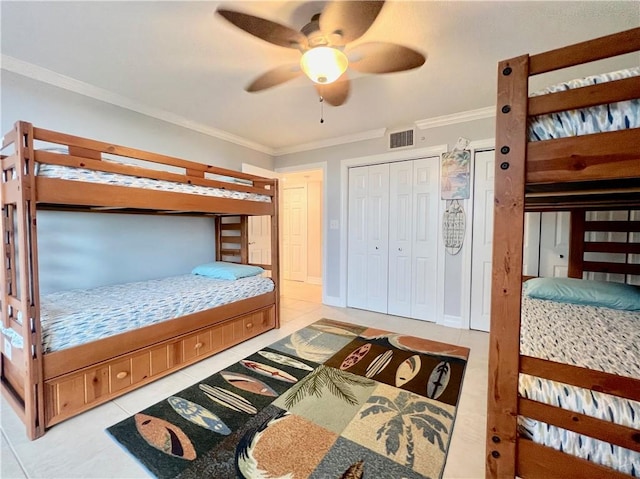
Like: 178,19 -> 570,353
360,391 -> 454,468
284,365 -> 374,409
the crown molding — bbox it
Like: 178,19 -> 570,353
415,106 -> 495,130
273,127 -> 387,156
1,55 -> 275,155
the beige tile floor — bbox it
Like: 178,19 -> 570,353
1,280 -> 489,479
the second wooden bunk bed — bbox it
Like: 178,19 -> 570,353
486,28 -> 640,478
1,121 -> 280,440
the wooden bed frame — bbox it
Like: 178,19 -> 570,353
486,28 -> 640,478
0,121 -> 280,440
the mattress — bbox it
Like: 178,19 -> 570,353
1,274 -> 274,353
528,67 -> 640,141
36,163 -> 272,203
519,295 -> 640,475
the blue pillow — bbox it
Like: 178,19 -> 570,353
523,277 -> 640,311
192,261 -> 264,280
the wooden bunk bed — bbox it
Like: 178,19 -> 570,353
0,121 -> 280,440
486,28 -> 640,478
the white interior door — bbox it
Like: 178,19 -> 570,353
366,164 -> 390,313
470,150 -> 495,332
283,186 -> 307,281
539,212 -> 570,277
347,166 -> 370,309
248,216 -> 271,265
388,161 -> 413,317
410,157 -> 440,322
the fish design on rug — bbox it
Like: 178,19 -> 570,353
340,460 -> 364,479
240,359 -> 298,383
257,350 -> 314,371
396,355 -> 421,387
365,350 -> 393,378
134,413 -> 197,460
340,343 -> 372,370
427,361 -> 451,399
167,396 -> 231,435
220,371 -> 278,397
199,384 -> 258,415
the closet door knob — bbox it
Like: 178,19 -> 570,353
375,246 -> 379,250
398,248 -> 403,252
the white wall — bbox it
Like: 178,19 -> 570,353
2,72 -> 274,292
275,118 -> 496,321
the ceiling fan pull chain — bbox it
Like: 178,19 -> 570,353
320,95 -> 325,124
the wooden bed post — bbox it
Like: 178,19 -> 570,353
13,121 -> 45,439
270,179 -> 280,328
486,55 -> 529,478
568,210 -> 586,279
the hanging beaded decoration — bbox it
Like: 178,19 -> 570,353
443,200 -> 465,255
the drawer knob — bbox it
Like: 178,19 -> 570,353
116,371 -> 128,380
246,323 -> 253,329
194,342 -> 204,349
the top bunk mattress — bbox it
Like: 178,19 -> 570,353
36,163 -> 272,203
2,274 -> 274,354
528,66 -> 640,141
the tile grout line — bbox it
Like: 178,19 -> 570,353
1,427 -> 29,479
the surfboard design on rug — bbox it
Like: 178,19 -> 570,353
198,384 -> 258,415
106,318 -> 469,479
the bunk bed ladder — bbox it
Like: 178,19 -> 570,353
0,121 -> 45,439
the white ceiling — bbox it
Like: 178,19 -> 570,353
1,1 -> 638,155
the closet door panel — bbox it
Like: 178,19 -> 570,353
366,164 -> 390,313
388,161 -> 413,317
411,158 -> 439,322
347,167 -> 369,309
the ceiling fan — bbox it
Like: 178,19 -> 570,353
216,1 -> 426,106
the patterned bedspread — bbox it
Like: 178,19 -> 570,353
519,296 -> 640,475
2,275 -> 274,353
36,163 -> 272,203
528,67 -> 639,141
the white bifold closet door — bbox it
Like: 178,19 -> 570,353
347,164 -> 390,313
348,158 -> 439,320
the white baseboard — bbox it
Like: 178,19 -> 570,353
306,276 -> 322,285
443,314 -> 464,329
323,295 -> 345,307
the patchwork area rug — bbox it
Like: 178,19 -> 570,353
107,319 -> 469,479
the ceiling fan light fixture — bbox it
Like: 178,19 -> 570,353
300,46 -> 348,84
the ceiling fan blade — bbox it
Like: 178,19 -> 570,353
246,64 -> 303,92
314,73 -> 350,106
348,42 -> 426,74
319,1 -> 385,46
217,9 -> 308,50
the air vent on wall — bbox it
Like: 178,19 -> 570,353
388,128 -> 415,150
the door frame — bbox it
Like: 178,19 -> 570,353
276,162 -> 328,301
460,139 -> 495,330
340,144 -> 448,324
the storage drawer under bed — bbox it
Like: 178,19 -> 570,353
43,305 -> 275,427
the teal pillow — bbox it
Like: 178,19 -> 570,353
523,277 -> 640,311
192,261 -> 264,280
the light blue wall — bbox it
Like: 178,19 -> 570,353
2,72 -> 274,293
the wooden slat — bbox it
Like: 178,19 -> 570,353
270,178 -> 280,329
582,261 -> 640,275
219,249 -> 241,256
584,220 -> 640,232
486,54 -> 529,479
35,151 -> 273,197
526,129 -> 640,184
519,398 -> 640,453
35,178 -> 274,216
220,223 -> 242,231
584,241 -> 640,254
568,210 -> 585,278
529,27 -> 640,75
517,438 -> 632,479
2,128 -> 17,149
219,235 -> 242,244
528,76 -> 640,117
33,127 -> 272,183
520,355 -> 640,402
